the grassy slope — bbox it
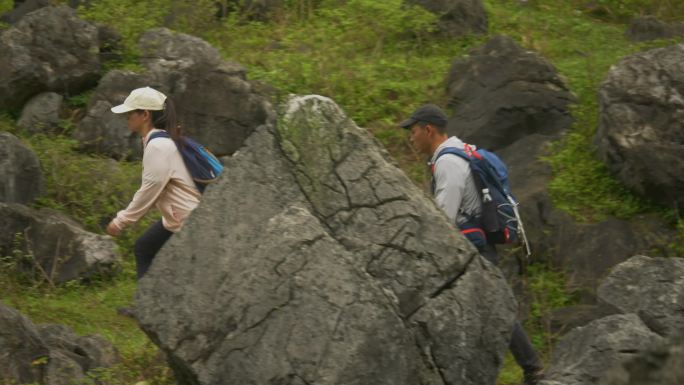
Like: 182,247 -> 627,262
1,0 -> 683,384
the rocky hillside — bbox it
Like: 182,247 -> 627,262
0,0 -> 682,384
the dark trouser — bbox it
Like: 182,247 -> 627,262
479,243 -> 542,373
134,219 -> 173,279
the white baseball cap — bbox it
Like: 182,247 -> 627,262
111,87 -> 167,114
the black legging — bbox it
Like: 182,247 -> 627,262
134,219 -> 173,279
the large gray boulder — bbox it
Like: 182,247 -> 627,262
541,314 -> 664,385
0,6 -> 110,111
135,95 -> 517,385
408,0 -> 488,37
595,43 -> 684,208
0,203 -> 120,283
446,35 -> 575,150
597,255 -> 684,337
0,302 -> 119,385
73,28 -> 271,160
17,92 -> 64,134
0,132 -> 44,204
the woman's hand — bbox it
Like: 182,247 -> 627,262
106,221 -> 122,237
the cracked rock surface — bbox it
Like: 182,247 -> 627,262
595,43 -> 684,208
597,255 -> 684,338
136,95 -> 516,385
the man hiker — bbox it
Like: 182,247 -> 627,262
400,104 -> 544,385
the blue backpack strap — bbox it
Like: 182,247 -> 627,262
432,146 -> 470,166
147,130 -> 171,143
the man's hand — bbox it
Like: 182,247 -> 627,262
106,221 -> 122,237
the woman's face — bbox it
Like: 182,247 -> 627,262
126,110 -> 149,133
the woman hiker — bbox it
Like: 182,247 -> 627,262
105,87 -> 202,317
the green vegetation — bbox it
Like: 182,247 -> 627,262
525,264 -> 579,354
1,0 -> 683,384
0,0 -> 11,15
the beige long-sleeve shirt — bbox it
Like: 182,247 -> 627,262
112,128 -> 201,233
431,136 -> 482,226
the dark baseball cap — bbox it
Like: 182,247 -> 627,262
399,104 -> 448,129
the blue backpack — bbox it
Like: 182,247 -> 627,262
431,144 -> 530,256
148,131 -> 223,193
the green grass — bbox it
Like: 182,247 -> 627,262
0,0 -> 11,15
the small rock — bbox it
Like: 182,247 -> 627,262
597,255 -> 684,337
0,203 -> 120,283
17,92 -> 64,134
626,16 -> 684,42
0,132 -> 44,204
408,0 -> 488,37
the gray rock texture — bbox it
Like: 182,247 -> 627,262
0,202 -> 120,283
597,255 -> 684,337
135,95 -> 517,385
0,132 -> 44,204
73,28 -> 271,160
0,6 -> 111,111
596,43 -> 684,208
541,314 -> 664,385
17,92 -> 64,134
0,302 -> 119,385
446,35 -> 575,151
599,333 -> 684,385
626,16 -> 684,42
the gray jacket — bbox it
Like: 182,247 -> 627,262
430,136 -> 482,226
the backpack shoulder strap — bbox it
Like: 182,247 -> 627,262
433,146 -> 469,165
431,144 -> 483,173
148,130 -> 171,142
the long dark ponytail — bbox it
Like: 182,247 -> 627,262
150,98 -> 182,143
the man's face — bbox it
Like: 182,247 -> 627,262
409,123 -> 432,155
